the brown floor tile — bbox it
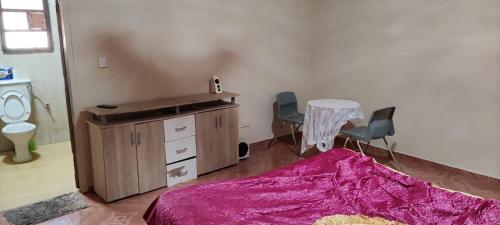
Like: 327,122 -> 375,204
1,135 -> 498,225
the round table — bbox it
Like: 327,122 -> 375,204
301,99 -> 364,154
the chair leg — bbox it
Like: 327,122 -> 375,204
348,138 -> 355,149
344,137 -> 359,150
343,137 -> 350,148
383,137 -> 401,171
356,140 -> 368,156
290,124 -> 298,146
295,124 -> 301,133
267,122 -> 284,148
290,123 -> 301,155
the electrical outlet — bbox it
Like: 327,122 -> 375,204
241,121 -> 250,128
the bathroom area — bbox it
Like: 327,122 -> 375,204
0,0 -> 76,210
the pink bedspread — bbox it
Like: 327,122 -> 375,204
144,148 -> 500,225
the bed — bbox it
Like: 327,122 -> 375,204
144,148 -> 500,225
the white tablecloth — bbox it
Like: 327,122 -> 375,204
301,99 -> 364,154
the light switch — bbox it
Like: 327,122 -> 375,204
98,57 -> 108,68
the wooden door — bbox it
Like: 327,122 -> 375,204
218,107 -> 239,167
196,107 -> 239,174
195,110 -> 220,174
102,124 -> 139,201
135,121 -> 167,193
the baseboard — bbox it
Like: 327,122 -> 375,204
338,136 -> 500,183
249,132 -> 302,150
249,135 -> 500,185
249,138 -> 271,150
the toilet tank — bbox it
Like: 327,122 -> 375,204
0,78 -> 31,101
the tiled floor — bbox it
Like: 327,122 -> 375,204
0,136 -> 499,225
0,141 -> 77,211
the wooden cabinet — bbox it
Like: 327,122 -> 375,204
89,121 -> 166,202
196,107 -> 239,174
219,107 -> 239,167
136,121 -> 167,193
99,124 -> 139,201
87,92 -> 240,202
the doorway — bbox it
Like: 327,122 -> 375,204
0,0 -> 77,210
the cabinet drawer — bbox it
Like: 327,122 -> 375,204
164,115 -> 195,141
166,158 -> 197,187
165,136 -> 197,164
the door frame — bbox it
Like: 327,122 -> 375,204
55,0 -> 79,188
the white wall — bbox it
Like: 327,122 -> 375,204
0,0 -> 69,151
61,0 -> 314,190
312,0 -> 500,178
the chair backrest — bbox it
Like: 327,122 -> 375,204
368,107 -> 396,139
276,92 -> 299,119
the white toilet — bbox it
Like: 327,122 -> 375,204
0,78 -> 36,162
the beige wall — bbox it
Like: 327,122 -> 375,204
313,0 -> 500,178
62,0 -> 500,190
61,0 -> 314,190
0,0 -> 69,151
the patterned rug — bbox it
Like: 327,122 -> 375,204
3,192 -> 88,225
314,214 -> 407,225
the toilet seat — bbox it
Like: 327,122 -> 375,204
2,122 -> 36,134
0,90 -> 31,123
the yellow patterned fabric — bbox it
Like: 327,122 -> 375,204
314,214 -> 407,225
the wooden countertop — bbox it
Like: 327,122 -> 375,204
87,103 -> 239,128
86,91 -> 240,117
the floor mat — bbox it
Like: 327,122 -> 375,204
3,192 -> 88,225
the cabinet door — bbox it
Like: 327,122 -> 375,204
102,125 -> 139,201
218,107 -> 239,167
195,110 -> 221,174
136,121 -> 167,193
196,107 -> 239,174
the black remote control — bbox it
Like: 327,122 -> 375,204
97,104 -> 117,109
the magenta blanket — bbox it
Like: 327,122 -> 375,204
144,148 -> 500,225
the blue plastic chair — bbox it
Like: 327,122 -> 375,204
268,92 -> 304,150
340,107 -> 401,170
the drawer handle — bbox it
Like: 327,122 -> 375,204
175,126 -> 187,132
176,148 -> 188,154
168,166 -> 188,178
